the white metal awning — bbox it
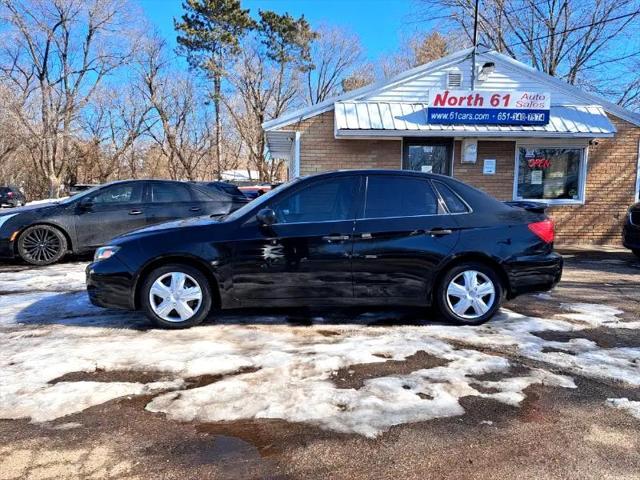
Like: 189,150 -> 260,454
334,101 -> 616,138
265,130 -> 295,160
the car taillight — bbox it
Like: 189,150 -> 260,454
7,192 -> 13,198
528,219 -> 555,243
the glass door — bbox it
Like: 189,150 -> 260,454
402,139 -> 452,175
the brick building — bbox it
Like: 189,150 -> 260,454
263,49 -> 640,245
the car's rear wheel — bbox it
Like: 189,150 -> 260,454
17,225 -> 67,265
140,264 -> 212,329
436,262 -> 504,325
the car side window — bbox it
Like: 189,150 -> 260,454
90,184 -> 143,204
270,177 -> 359,224
150,183 -> 193,203
432,181 -> 470,214
364,176 -> 440,218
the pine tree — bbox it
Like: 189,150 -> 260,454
175,0 -> 255,179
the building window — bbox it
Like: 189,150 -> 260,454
515,146 -> 585,204
403,139 -> 452,175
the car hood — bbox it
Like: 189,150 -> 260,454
0,202 -> 59,217
117,215 -> 222,239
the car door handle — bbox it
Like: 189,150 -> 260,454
322,234 -> 350,242
425,228 -> 453,236
129,209 -> 143,215
189,206 -> 202,212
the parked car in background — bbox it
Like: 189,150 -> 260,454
69,183 -> 100,196
0,186 -> 26,208
87,170 -> 562,329
623,203 -> 640,257
0,179 -> 247,265
239,184 -> 272,200
192,181 -> 249,205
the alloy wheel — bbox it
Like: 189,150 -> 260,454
148,272 -> 203,323
20,227 -> 63,264
445,270 -> 496,320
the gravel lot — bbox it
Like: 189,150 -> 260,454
0,248 -> 639,480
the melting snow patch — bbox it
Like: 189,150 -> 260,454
0,262 -> 639,436
607,398 -> 640,420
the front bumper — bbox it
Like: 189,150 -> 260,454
505,251 -> 563,298
623,222 -> 640,250
0,238 -> 15,258
86,257 -> 136,310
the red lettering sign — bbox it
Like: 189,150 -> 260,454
528,158 -> 551,169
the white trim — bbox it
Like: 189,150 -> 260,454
485,51 -> 640,127
635,139 -> 640,203
335,129 -> 613,139
292,131 -> 301,179
512,141 -> 588,206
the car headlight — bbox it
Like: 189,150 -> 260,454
94,246 -> 120,261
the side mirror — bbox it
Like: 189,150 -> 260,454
78,198 -> 94,211
256,208 -> 277,226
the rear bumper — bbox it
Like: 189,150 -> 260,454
505,251 -> 563,298
86,258 -> 136,310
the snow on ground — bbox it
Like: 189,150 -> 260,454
1,262 -> 639,437
607,398 -> 640,419
26,197 -> 69,206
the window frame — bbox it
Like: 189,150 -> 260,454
358,174 -> 449,220
267,175 -> 362,225
402,138 -> 453,176
512,142 -> 588,206
147,181 -> 195,204
87,182 -> 144,205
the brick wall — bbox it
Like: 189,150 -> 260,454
283,110 -> 401,176
452,140 -> 516,200
548,115 -> 639,245
283,110 -> 640,246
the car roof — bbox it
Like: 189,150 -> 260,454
298,169 -> 450,182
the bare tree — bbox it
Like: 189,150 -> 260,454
304,25 -> 365,105
381,31 -> 453,79
418,0 -> 640,84
138,36 -> 214,181
0,0 -> 139,197
77,85 -> 152,183
341,62 -> 376,92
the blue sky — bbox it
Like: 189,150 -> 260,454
138,0 -> 421,61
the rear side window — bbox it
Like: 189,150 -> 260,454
150,183 -> 192,203
364,176 -> 440,218
433,181 -> 470,214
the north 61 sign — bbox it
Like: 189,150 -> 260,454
427,90 -> 551,125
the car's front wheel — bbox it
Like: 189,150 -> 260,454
140,264 -> 213,329
17,225 -> 68,265
436,262 -> 504,325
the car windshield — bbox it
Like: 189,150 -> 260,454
220,178 -> 297,222
58,185 -> 103,204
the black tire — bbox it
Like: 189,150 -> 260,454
140,263 -> 213,329
632,249 -> 640,259
435,262 -> 504,326
17,225 -> 68,266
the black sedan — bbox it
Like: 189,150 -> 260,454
86,170 -> 562,328
0,179 -> 247,265
0,186 -> 26,208
623,203 -> 640,257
